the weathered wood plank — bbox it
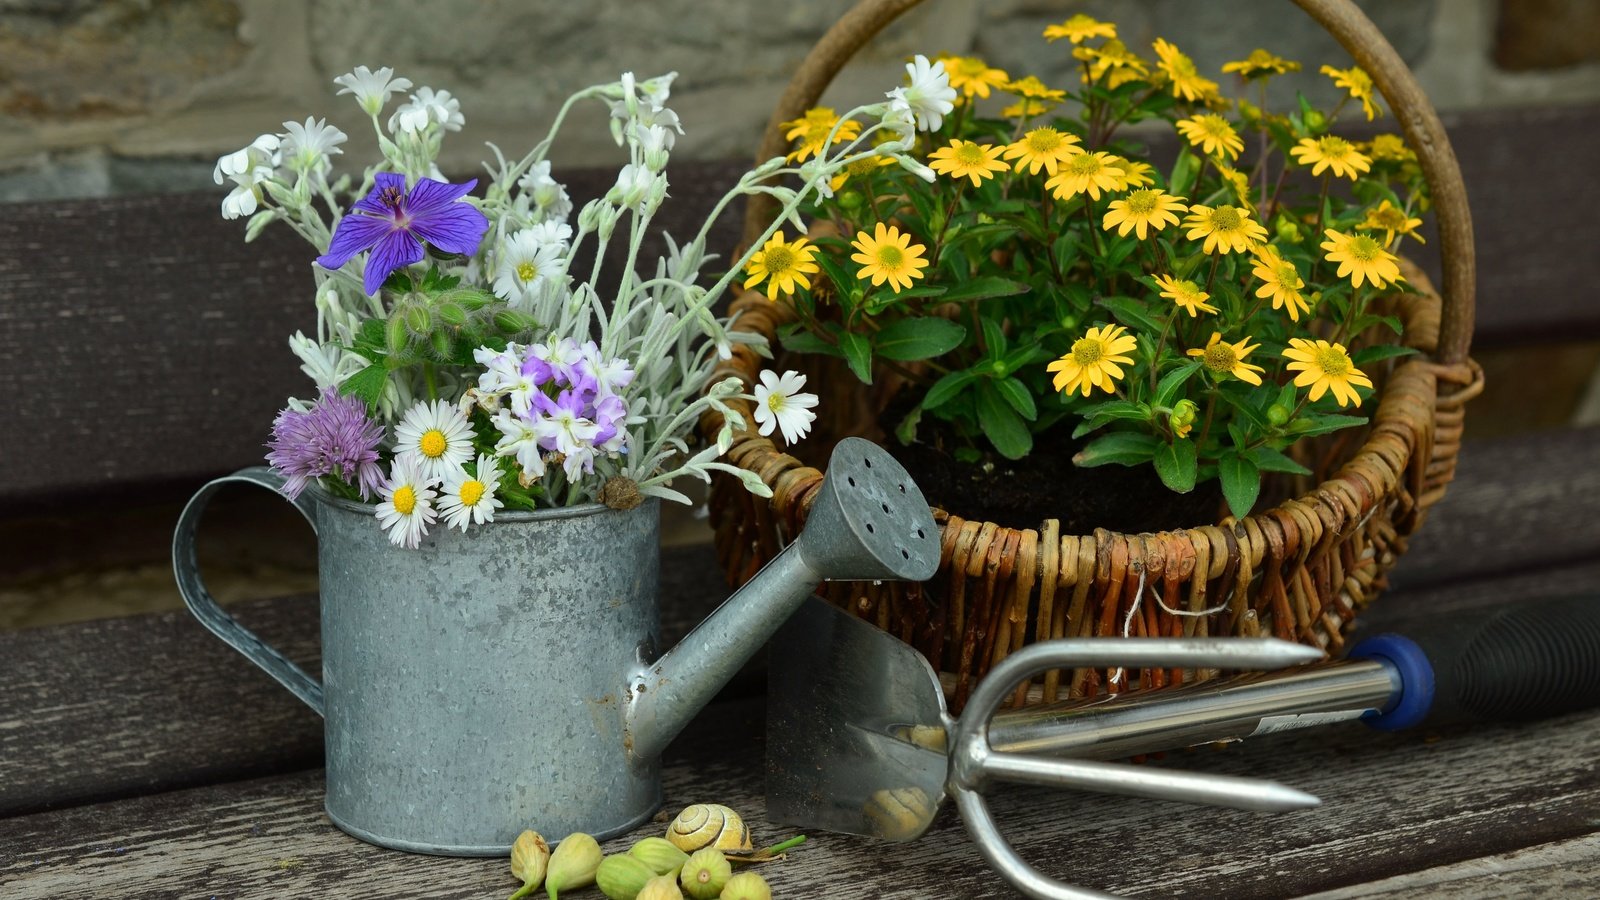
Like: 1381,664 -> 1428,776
1388,425 -> 1600,590
2,696 -> 1597,899
1300,833 -> 1600,899
0,161 -> 747,514
0,543 -> 723,818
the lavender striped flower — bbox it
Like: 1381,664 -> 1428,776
266,387 -> 386,500
316,172 -> 489,296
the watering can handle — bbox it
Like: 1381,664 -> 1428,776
172,466 -> 325,716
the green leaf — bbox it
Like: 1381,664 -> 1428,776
924,369 -> 979,410
994,376 -> 1037,421
353,318 -> 388,359
1154,361 -> 1203,409
811,248 -> 856,310
1169,147 -> 1200,197
940,276 -> 1030,305
1249,446 -> 1312,476
1096,295 -> 1164,334
1074,432 -> 1160,468
874,317 -> 967,361
779,329 -> 845,358
1219,454 -> 1262,518
979,316 -> 1008,357
839,330 -> 874,384
976,384 -> 1032,460
338,364 -> 389,412
1154,438 -> 1198,493
1290,413 -> 1368,437
1353,344 -> 1419,366
1072,399 -> 1148,438
894,404 -> 924,445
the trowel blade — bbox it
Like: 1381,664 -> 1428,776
765,596 -> 952,842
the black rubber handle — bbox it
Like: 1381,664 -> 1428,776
1394,595 -> 1600,725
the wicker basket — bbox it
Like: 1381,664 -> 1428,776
701,0 -> 1485,711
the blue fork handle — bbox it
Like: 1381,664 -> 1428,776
171,466 -> 325,716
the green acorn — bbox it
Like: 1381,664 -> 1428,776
678,848 -> 731,900
630,836 -> 691,876
546,833 -> 603,900
597,853 -> 657,900
719,872 -> 772,900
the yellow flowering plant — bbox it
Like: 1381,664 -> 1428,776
762,18 -> 1431,519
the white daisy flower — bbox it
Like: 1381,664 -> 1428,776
491,230 -> 567,309
375,457 -> 437,549
526,219 -> 573,249
389,86 -> 464,135
438,454 -> 505,531
333,66 -> 413,117
607,163 -> 662,215
279,117 -> 347,180
517,161 -> 574,223
753,369 -> 819,445
213,133 -> 280,220
393,399 -> 474,481
889,55 -> 956,132
493,409 -> 547,481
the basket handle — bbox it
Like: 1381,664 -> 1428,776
742,0 -> 1475,365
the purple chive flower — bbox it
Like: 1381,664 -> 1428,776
316,172 -> 489,296
266,387 -> 386,500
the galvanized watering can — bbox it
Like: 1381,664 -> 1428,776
172,437 -> 938,855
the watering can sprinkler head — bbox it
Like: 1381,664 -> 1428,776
625,437 -> 940,763
793,438 -> 941,583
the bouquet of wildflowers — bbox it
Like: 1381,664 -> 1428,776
219,65 -> 929,548
756,16 -> 1429,520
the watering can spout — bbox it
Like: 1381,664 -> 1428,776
625,437 -> 940,764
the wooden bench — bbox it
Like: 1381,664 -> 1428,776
3,104 -> 1599,898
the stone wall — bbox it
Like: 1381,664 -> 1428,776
2,0 -> 1598,201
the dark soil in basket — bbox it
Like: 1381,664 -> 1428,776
881,402 -> 1224,535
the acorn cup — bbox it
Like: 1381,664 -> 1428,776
638,874 -> 686,900
678,848 -> 732,900
545,833 -> 603,900
719,872 -> 772,900
597,853 -> 658,900
631,836 -> 692,876
507,830 -> 551,899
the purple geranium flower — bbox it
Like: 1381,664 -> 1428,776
316,172 -> 489,296
266,387 -> 386,500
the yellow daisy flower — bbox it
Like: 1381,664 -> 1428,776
1176,114 -> 1244,160
1182,204 -> 1268,255
1003,75 -> 1068,102
1188,332 -> 1266,385
1283,338 -> 1373,408
1365,133 -> 1415,163
744,230 -> 820,301
1155,274 -> 1219,317
928,140 -> 1010,187
1221,49 -> 1302,80
1047,324 -> 1138,397
939,54 -> 1011,99
1103,189 -> 1187,239
1321,64 -> 1383,121
1001,96 -> 1060,119
1153,38 -> 1220,103
850,222 -> 930,293
829,153 -> 895,193
1076,39 -> 1150,82
1359,200 -> 1426,247
782,108 -> 863,163
1320,228 -> 1403,290
1215,164 -> 1254,206
1107,156 -> 1155,189
1045,151 -> 1125,201
1044,13 -> 1117,44
1290,136 -> 1372,180
1001,127 -> 1082,175
1249,245 -> 1312,322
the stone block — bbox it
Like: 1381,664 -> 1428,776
1494,0 -> 1600,70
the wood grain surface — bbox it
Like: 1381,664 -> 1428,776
1303,834 -> 1600,899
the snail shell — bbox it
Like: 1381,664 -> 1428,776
664,804 -> 752,853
